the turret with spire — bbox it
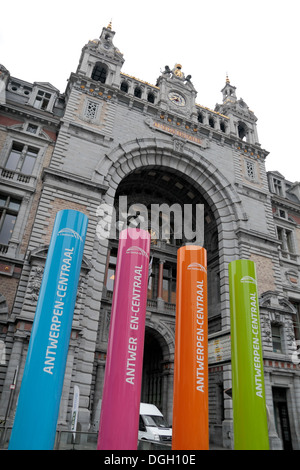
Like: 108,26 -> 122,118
75,22 -> 124,88
221,74 -> 237,104
215,75 -> 260,145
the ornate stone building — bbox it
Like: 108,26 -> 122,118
0,24 -> 300,449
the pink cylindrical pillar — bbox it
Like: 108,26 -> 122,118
97,228 -> 150,450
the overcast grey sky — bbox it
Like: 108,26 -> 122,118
1,0 -> 299,181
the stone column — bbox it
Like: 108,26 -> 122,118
0,332 -> 27,424
222,364 -> 234,449
167,368 -> 174,426
157,260 -> 165,310
90,357 -> 106,431
58,338 -> 76,428
157,260 -> 164,299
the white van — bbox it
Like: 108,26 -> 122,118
138,403 -> 172,443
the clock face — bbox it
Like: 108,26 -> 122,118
168,91 -> 186,107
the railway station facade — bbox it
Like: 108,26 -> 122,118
0,24 -> 300,449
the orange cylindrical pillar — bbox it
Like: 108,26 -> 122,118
172,245 -> 208,450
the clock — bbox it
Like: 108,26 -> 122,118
168,91 -> 186,107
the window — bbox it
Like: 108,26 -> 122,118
26,123 -> 38,134
279,209 -> 286,218
5,143 -> 38,175
246,160 -> 255,180
209,117 -> 215,128
147,258 -> 157,300
10,82 -> 20,92
134,87 -> 142,98
33,90 -> 52,110
23,86 -> 32,96
0,195 -> 21,245
5,143 -> 23,170
286,230 -> 295,253
272,324 -> 283,353
238,122 -> 247,140
162,264 -> 176,303
291,301 -> 300,341
105,249 -> 117,291
197,112 -> 203,123
273,178 -> 283,196
139,415 -> 146,431
220,120 -> 226,133
85,100 -> 99,120
91,63 -> 107,83
120,81 -> 128,93
277,227 -> 284,249
147,92 -> 155,104
21,147 -> 38,174
277,227 -> 295,255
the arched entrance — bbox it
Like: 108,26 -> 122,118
141,327 -> 165,410
101,165 -> 224,423
97,138 -> 244,432
105,166 -> 222,331
98,137 -> 243,329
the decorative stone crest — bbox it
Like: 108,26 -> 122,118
173,139 -> 185,153
26,266 -> 44,301
162,64 -> 192,83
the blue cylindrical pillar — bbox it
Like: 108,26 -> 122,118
9,210 -> 88,450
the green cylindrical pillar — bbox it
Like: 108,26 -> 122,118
229,259 -> 269,450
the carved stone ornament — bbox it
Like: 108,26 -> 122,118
173,139 -> 185,153
26,266 -> 44,301
285,318 -> 295,345
263,317 -> 272,343
162,64 -> 189,82
285,269 -> 299,286
76,275 -> 84,301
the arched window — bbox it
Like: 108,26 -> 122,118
91,63 -> 108,84
147,92 -> 155,104
197,112 -> 203,123
120,81 -> 128,93
209,117 -> 215,128
220,120 -> 226,133
134,86 -> 142,98
238,122 -> 247,140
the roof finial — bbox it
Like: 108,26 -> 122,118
107,20 -> 112,30
226,73 -> 230,84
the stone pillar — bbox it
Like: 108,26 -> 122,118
0,333 -> 27,424
166,367 -> 174,426
264,371 -> 283,450
57,337 -> 81,430
103,248 -> 110,287
91,357 -> 106,431
157,260 -> 165,310
222,364 -> 234,449
157,260 -> 164,299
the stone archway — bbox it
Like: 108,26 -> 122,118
141,327 -> 166,409
96,137 -> 246,327
141,321 -> 175,424
96,137 -> 248,432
